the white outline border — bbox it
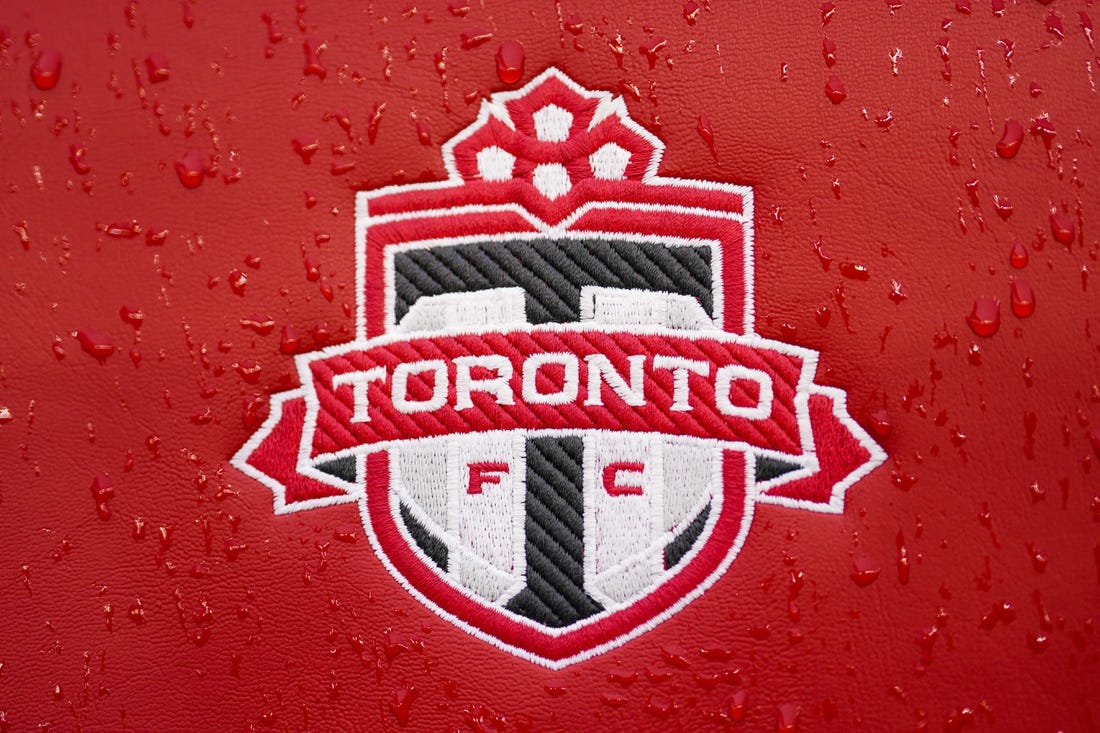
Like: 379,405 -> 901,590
232,67 -> 886,669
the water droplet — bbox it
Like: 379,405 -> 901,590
303,38 -> 326,78
1045,12 -> 1065,39
896,531 -> 910,584
638,37 -> 667,69
838,262 -> 870,280
1050,210 -> 1075,245
992,193 -> 1013,219
311,322 -> 332,345
822,37 -> 837,66
325,108 -> 353,133
75,328 -> 115,361
333,525 -> 359,543
460,28 -> 493,49
104,220 -> 142,238
965,296 -> 1000,337
1026,542 -> 1048,572
964,177 -> 980,206
235,360 -> 262,383
0,406 -> 13,425
90,474 -> 115,519
1031,116 -> 1057,150
330,159 -> 355,175
850,556 -> 881,586
1010,278 -> 1035,318
495,40 -> 524,84
945,707 -> 979,732
696,114 -> 715,153
980,600 -> 1017,629
824,75 -> 846,103
367,102 -> 386,144
69,141 -> 91,175
389,685 -> 418,725
415,118 -> 431,146
228,269 -> 247,295
145,227 -> 168,246
747,622 -> 772,640
175,149 -> 205,189
1009,240 -> 1028,268
240,314 -> 275,335
1027,630 -> 1050,652
996,119 -> 1024,158
660,644 -> 691,667
118,305 -> 144,329
292,136 -> 319,163
31,49 -> 62,90
869,408 -> 892,438
145,52 -> 170,82
721,690 -> 747,721
777,702 -> 801,732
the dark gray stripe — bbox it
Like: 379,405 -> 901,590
505,436 -> 604,627
394,238 -> 713,324
664,503 -> 712,570
315,455 -> 357,484
399,503 -> 448,572
755,455 -> 802,483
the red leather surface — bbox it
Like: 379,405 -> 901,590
1,2 -> 1097,731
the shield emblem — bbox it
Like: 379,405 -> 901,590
233,69 -> 884,668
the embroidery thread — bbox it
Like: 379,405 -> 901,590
232,68 -> 886,668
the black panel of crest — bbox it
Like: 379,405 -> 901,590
504,436 -> 606,627
393,237 -> 713,325
400,503 -> 449,573
755,455 -> 803,484
664,503 -> 712,570
315,455 -> 358,484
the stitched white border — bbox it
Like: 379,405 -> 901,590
355,450 -> 753,669
231,67 -> 886,668
231,389 -> 363,513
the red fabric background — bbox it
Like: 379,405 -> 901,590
0,2 -> 1097,731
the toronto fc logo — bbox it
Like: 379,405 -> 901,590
233,69 -> 885,668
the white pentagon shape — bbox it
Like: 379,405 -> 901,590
531,104 -> 573,142
531,162 -> 571,200
589,142 -> 631,180
475,145 -> 515,182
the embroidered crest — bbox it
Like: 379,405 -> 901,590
233,69 -> 886,668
